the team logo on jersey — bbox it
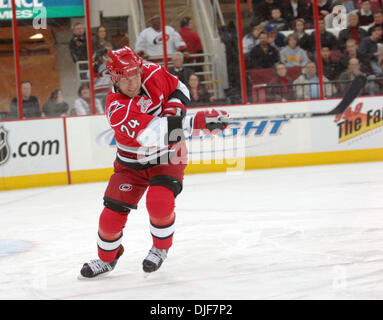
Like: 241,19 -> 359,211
107,101 -> 126,123
153,34 -> 170,45
137,97 -> 153,113
0,126 -> 10,166
119,184 -> 133,192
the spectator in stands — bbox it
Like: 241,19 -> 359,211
357,1 -> 374,26
323,4 -> 344,28
280,34 -> 309,67
367,10 -> 383,44
267,62 -> 295,102
135,16 -> 188,59
0,111 -> 6,120
42,89 -> 69,117
320,46 -> 341,80
178,17 -> 203,56
338,13 -> 368,51
93,26 -> 116,53
102,41 -> 114,53
251,0 -> 281,27
9,80 -> 41,119
266,23 -> 286,48
339,38 -> 373,74
283,0 -> 312,27
118,32 -> 130,48
333,0 -> 355,13
93,46 -> 107,75
71,83 -> 103,115
169,52 -> 194,85
368,10 -> 383,36
358,25 -> 383,75
269,7 -> 289,31
69,22 -> 88,63
291,18 -> 313,52
92,48 -> 111,107
338,58 -> 378,95
243,25 -> 263,55
187,73 -> 215,107
293,61 -> 335,100
248,31 -> 280,69
317,0 -> 334,19
310,18 -> 338,52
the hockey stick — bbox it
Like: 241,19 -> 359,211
229,75 -> 367,122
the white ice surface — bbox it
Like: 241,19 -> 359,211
0,162 -> 383,300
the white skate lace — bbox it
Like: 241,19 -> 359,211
87,259 -> 113,274
145,247 -> 167,265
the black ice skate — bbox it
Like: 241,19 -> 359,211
78,245 -> 124,279
142,246 -> 168,274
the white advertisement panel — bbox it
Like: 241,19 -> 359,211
66,115 -> 116,171
65,95 -> 383,173
187,96 -> 383,161
0,118 -> 66,177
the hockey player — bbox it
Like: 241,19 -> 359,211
79,46 -> 229,278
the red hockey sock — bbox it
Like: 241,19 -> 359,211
97,207 -> 128,262
146,186 -> 176,249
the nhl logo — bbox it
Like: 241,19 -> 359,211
0,126 -> 10,166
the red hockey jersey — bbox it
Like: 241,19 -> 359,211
105,62 -> 191,170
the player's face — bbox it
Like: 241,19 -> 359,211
118,73 -> 141,98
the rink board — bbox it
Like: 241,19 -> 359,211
0,118 -> 69,190
1,96 -> 383,190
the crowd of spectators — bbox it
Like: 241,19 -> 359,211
247,0 -> 383,102
4,80 -> 104,120
5,1 -> 383,122
1,15 -> 211,121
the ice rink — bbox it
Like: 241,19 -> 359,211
0,161 -> 383,300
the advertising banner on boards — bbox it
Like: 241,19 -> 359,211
0,0 -> 84,20
0,118 -> 66,178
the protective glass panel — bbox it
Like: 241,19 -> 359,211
318,1 -> 382,99
246,0 -> 316,103
0,17 -> 16,120
134,0 -> 240,107
7,1 -> 88,119
90,3 -> 130,112
164,1 -> 219,108
204,0 -> 242,106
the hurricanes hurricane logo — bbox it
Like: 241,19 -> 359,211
119,184 -> 132,192
153,34 -> 170,45
0,126 -> 10,166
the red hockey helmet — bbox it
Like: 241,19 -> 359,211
106,46 -> 143,82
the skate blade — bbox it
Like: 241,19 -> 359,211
143,271 -> 151,278
77,271 -> 112,281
